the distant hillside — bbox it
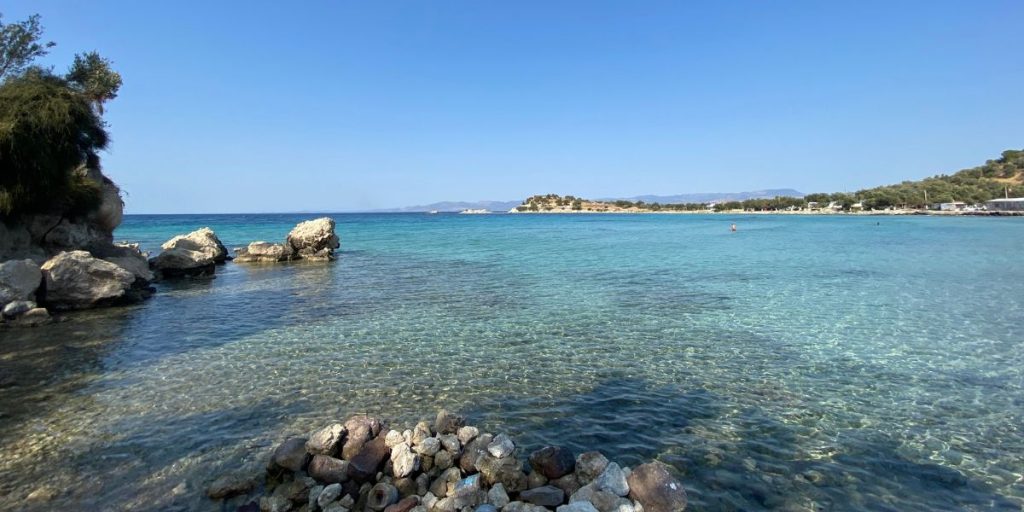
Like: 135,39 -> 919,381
606,189 -> 804,204
375,200 -> 521,213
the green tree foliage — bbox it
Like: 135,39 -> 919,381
0,13 -> 55,82
67,51 -> 122,114
0,70 -> 108,215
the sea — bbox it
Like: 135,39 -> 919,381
1,213 -> 1022,511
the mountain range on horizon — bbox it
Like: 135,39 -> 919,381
376,189 -> 805,212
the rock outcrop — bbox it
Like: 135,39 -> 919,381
150,227 -> 229,277
213,413 -> 688,512
0,259 -> 42,306
39,251 -> 137,310
286,217 -> 341,261
235,217 -> 340,264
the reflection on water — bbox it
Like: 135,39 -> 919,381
1,213 -> 1022,511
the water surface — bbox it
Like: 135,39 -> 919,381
1,213 -> 1022,511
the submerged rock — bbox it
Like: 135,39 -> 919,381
207,472 -> 260,499
40,251 -> 136,310
273,437 -> 310,472
625,463 -> 686,512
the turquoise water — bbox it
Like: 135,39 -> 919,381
1,213 -> 1022,511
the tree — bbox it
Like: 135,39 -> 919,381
0,13 -> 55,82
0,70 -> 108,215
66,51 -> 122,114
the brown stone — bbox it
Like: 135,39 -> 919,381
626,463 -> 687,512
348,435 -> 391,482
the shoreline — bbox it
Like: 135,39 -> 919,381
506,209 -> 1024,217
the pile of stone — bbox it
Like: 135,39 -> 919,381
234,217 -> 340,263
208,411 -> 687,512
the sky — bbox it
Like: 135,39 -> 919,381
5,1 -> 1023,213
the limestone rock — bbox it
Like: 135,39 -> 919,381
260,494 -> 292,512
310,455 -> 349,484
100,243 -> 154,282
40,251 -> 135,310
459,434 -> 493,474
551,473 -> 582,497
530,446 -> 576,480
386,430 -> 407,448
475,453 -> 527,493
594,463 -> 629,497
434,410 -> 465,435
2,300 -> 36,319
235,241 -> 294,263
318,483 -> 344,509
287,218 -> 340,261
575,452 -> 609,485
342,416 -> 385,460
150,227 -> 228,276
391,443 -> 421,478
308,424 -> 346,456
485,483 -> 509,508
7,307 -> 50,326
456,426 -> 479,445
503,501 -> 549,512
415,437 -> 441,457
486,434 -> 515,459
0,259 -> 41,304
527,470 -> 548,489
625,463 -> 686,512
273,437 -> 310,472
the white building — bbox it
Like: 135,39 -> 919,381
939,202 -> 967,211
986,198 -> 1024,211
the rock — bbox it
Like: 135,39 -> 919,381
207,472 -> 260,499
529,446 -> 576,480
309,485 -> 324,510
25,213 -> 113,257
558,502 -> 600,512
503,501 -> 549,512
551,473 -> 582,497
324,503 -> 350,512
261,494 -> 293,512
100,243 -> 154,282
385,496 -> 420,512
310,455 -> 349,484
486,483 -> 509,508
318,483 -> 344,509
395,477 -> 418,498
308,424 -> 346,456
273,437 -> 310,472
475,505 -> 498,512
594,463 -> 629,497
475,453 -> 528,493
456,426 -> 479,445
40,251 -> 135,310
434,410 -> 465,435
386,430 -> 407,448
0,259 -> 41,305
412,421 -> 433,446
7,307 -> 50,326
150,227 -> 227,276
391,443 -> 421,478
276,479 -> 313,503
519,486 -> 565,507
234,241 -> 294,263
287,218 -> 341,261
348,436 -> 390,482
486,434 -> 515,459
2,300 -> 35,319
438,434 -> 461,454
415,437 -> 441,457
416,474 -> 431,496
422,492 -> 439,511
625,463 -> 687,512
454,474 -> 481,497
368,483 -> 400,511
343,416 -> 385,460
429,467 -> 462,498
459,434 -> 493,473
432,496 -> 457,512
575,452 -> 609,485
434,450 -> 454,470
528,470 -> 548,489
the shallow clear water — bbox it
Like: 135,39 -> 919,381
1,213 -> 1022,511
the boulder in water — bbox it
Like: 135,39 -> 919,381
233,241 -> 294,263
150,227 -> 228,277
287,217 -> 340,261
0,259 -> 42,307
40,251 -> 136,310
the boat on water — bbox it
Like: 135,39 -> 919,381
459,209 -> 491,214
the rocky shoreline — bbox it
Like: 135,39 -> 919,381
0,215 -> 340,327
208,411 -> 688,512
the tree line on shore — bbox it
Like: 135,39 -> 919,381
520,150 -> 1022,212
0,12 -> 122,217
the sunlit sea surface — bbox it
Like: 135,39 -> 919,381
1,213 -> 1022,511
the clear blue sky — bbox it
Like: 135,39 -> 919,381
6,1 -> 1023,213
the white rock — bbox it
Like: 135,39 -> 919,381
457,426 -> 479,445
150,227 -> 228,274
415,437 -> 441,456
391,443 -> 421,478
101,243 -> 154,282
40,251 -> 135,310
287,217 -> 340,261
487,434 -> 515,458
594,463 -> 629,497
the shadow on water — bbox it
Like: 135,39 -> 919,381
3,397 -> 311,512
464,375 -> 1020,511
